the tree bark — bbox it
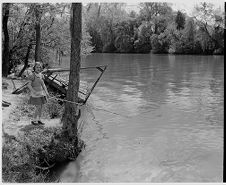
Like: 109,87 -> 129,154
62,3 -> 82,144
35,4 -> 41,62
2,3 -> 10,77
18,39 -> 32,77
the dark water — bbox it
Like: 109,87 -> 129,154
59,53 -> 224,182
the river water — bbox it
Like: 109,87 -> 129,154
58,53 -> 224,182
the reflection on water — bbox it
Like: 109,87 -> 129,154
60,53 -> 224,182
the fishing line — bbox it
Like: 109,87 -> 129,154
84,66 -> 169,73
60,66 -> 169,76
48,96 -> 83,106
89,104 -> 130,118
48,96 -> 130,118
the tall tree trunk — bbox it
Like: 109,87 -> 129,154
2,3 -> 10,77
62,3 -> 82,144
18,40 -> 32,77
35,4 -> 41,62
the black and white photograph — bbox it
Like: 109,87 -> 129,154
1,0 -> 224,183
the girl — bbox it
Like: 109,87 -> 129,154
27,62 -> 50,125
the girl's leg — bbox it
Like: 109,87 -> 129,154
37,104 -> 43,121
33,105 -> 40,121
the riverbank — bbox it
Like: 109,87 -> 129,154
2,77 -> 85,183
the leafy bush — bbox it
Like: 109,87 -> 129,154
44,94 -> 64,119
150,33 -> 169,53
2,127 -> 59,183
2,126 -> 84,183
88,27 -> 103,52
102,42 -> 117,53
134,38 -> 151,53
114,35 -> 134,53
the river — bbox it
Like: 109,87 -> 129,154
57,53 -> 224,182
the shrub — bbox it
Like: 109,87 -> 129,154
114,35 -> 134,53
134,38 -> 151,53
2,126 -> 84,183
150,33 -> 169,54
44,94 -> 64,119
88,27 -> 103,52
102,42 -> 117,53
2,127 -> 58,183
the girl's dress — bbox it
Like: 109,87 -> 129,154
28,72 -> 47,105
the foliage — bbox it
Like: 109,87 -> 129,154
87,27 -> 103,52
167,27 -> 184,54
152,15 -> 169,34
138,2 -> 173,35
115,35 -> 134,53
2,123 -> 85,182
150,33 -> 169,53
175,11 -> 185,30
3,2 -> 224,75
102,42 -> 117,53
44,93 -> 64,119
84,3 -> 129,53
114,20 -> 135,52
133,21 -> 152,53
139,2 -> 173,21
212,26 -> 224,54
133,38 -> 151,53
181,18 -> 196,54
5,3 -> 93,76
82,2 -> 224,55
2,128 -> 57,182
192,2 -> 224,54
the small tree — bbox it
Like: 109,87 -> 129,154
175,11 -> 185,30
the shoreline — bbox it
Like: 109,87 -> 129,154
2,77 -> 89,183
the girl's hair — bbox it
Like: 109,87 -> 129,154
33,62 -> 43,71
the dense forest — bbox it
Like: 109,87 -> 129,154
85,3 -> 224,55
2,3 -> 224,77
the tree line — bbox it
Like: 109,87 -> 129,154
85,2 -> 224,55
2,3 -> 224,77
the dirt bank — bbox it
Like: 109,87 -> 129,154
2,77 -> 61,137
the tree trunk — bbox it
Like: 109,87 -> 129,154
18,40 -> 32,77
35,4 -> 41,62
61,3 -> 82,144
2,3 -> 10,77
